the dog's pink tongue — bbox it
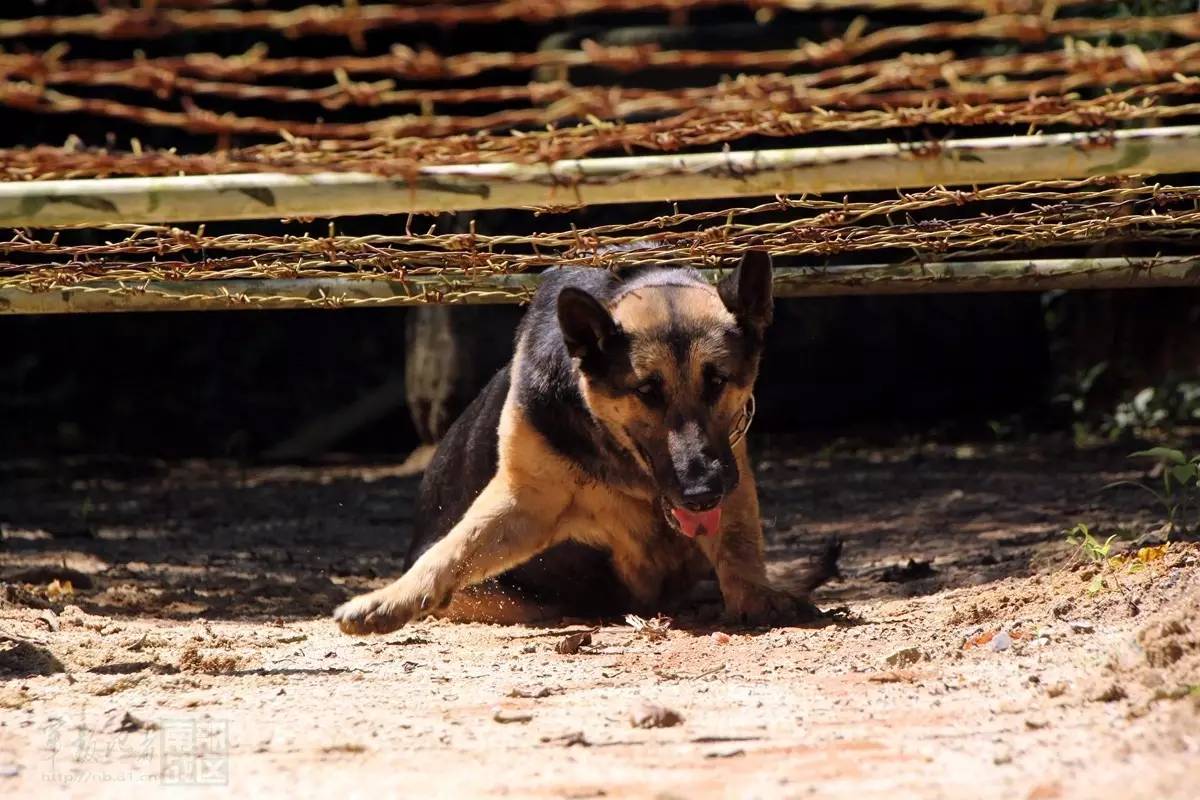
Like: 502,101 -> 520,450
671,506 -> 722,538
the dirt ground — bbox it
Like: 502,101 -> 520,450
1,436 -> 1198,799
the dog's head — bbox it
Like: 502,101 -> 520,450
557,251 -> 773,538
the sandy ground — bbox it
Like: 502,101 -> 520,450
1,437 -> 1198,799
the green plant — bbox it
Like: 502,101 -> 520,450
1102,381 -> 1200,441
1104,447 -> 1200,537
1065,523 -> 1119,564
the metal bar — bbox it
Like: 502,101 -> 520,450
4,256 -> 1198,314
2,126 -> 1199,227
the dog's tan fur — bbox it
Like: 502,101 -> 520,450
335,259 -> 827,635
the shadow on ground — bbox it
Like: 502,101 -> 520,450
0,437 -> 1167,622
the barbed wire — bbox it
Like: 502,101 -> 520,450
4,189 -> 1199,292
0,177 -> 1182,254
0,2 -> 1112,42
4,42 -> 1198,122
10,31 -> 1186,90
2,77 -> 1198,156
118,0 -> 1097,15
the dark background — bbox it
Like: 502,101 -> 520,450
2,0 -> 1198,460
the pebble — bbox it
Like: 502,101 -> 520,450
630,701 -> 683,729
492,708 -> 534,724
885,646 -> 924,667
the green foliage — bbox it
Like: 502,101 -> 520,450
1065,447 -> 1195,590
1054,366 -> 1200,444
1104,382 -> 1200,440
1105,446 -> 1200,537
1065,523 -> 1119,563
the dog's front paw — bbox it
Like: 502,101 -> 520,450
725,585 -> 821,627
333,579 -> 450,636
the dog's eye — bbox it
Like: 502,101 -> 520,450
634,379 -> 662,402
709,373 -> 728,389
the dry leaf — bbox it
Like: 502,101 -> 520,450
45,580 -> 74,600
625,614 -> 672,641
963,629 -> 997,649
555,628 -> 596,655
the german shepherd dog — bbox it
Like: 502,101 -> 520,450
334,252 -> 839,634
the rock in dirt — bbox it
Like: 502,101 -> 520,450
1139,616 -> 1194,668
704,748 -> 745,759
991,631 -> 1013,652
885,646 -> 924,667
35,609 -> 59,632
179,642 -> 242,674
103,710 -> 158,734
1089,682 -> 1128,703
540,731 -> 588,747
630,701 -> 683,729
1068,620 -> 1095,635
508,685 -> 557,699
869,670 -> 917,684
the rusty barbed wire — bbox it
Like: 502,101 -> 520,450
2,177 -> 1187,256
9,252 -> 1191,312
0,2 -> 1111,42
5,191 -> 1200,292
9,32 -> 1186,92
2,77 -> 1198,147
4,43 -> 1198,121
120,0 -> 1097,14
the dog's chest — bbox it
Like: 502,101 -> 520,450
558,484 -> 702,581
557,482 -> 667,549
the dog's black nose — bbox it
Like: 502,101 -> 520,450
679,487 -> 722,511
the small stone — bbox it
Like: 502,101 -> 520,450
990,631 -> 1012,652
1090,683 -> 1127,703
630,701 -> 683,729
492,708 -> 533,724
540,731 -> 588,747
704,748 -> 745,759
103,711 -> 157,734
885,646 -> 924,667
711,632 -> 732,645
1068,620 -> 1095,634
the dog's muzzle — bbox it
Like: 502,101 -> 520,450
661,395 -> 755,538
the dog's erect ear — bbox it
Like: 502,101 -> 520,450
718,249 -> 774,337
557,286 -> 622,364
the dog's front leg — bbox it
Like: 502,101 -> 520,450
694,447 -> 818,625
334,476 -> 569,635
